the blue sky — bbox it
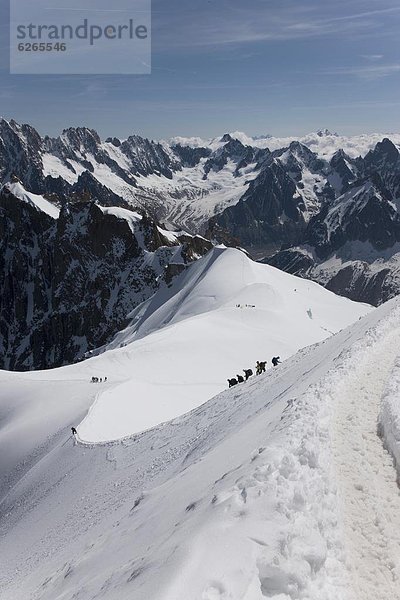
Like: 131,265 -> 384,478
0,0 -> 399,139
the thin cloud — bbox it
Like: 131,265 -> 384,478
360,54 -> 384,61
153,1 -> 400,49
322,64 -> 400,80
293,100 -> 400,111
321,6 -> 400,22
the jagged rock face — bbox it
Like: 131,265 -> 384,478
0,121 -> 185,207
71,171 -> 131,208
363,138 -> 400,201
0,119 -> 45,193
207,138 -> 400,262
211,160 -> 302,248
305,179 -> 400,260
202,139 -> 265,178
328,149 -> 360,194
46,127 -> 102,157
0,189 -> 212,371
260,140 -> 400,306
44,128 -> 138,186
267,246 -> 399,307
0,188 -> 53,369
118,136 -> 181,179
323,263 -> 395,306
264,248 -> 314,275
265,176 -> 400,306
283,141 -> 326,173
206,141 -> 348,254
172,144 -> 211,167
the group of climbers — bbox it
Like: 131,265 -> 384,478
228,356 -> 281,387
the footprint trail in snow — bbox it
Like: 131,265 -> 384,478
333,330 -> 400,600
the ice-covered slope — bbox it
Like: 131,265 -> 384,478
67,247 -> 369,441
3,294 -> 400,599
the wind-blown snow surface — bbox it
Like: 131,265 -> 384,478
76,247 -> 368,441
3,295 -> 400,599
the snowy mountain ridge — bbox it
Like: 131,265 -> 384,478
2,271 -> 400,599
71,246 -> 370,441
169,129 -> 400,159
1,117 -> 400,237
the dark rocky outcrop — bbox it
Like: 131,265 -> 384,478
209,158 -> 308,251
0,187 -> 212,370
171,144 -> 211,167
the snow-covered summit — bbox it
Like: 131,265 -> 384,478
54,246 -> 372,441
316,128 -> 339,137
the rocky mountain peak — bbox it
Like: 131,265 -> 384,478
366,138 -> 400,165
105,137 -> 122,147
220,133 -> 234,143
57,127 -> 102,152
316,128 -> 338,137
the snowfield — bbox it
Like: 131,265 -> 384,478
2,250 -> 400,600
59,247 -> 369,441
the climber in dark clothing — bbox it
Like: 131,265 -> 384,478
272,356 -> 281,367
71,427 -> 77,436
243,369 -> 253,380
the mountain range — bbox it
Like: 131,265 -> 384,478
1,117 -> 400,369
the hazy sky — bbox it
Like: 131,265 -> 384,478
0,0 -> 399,139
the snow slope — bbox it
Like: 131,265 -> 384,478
3,292 -> 400,599
3,181 -> 60,219
331,317 -> 400,600
67,247 -> 369,441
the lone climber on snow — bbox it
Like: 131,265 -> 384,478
272,356 -> 281,367
71,427 -> 77,436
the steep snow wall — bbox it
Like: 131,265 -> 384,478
379,356 -> 400,477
